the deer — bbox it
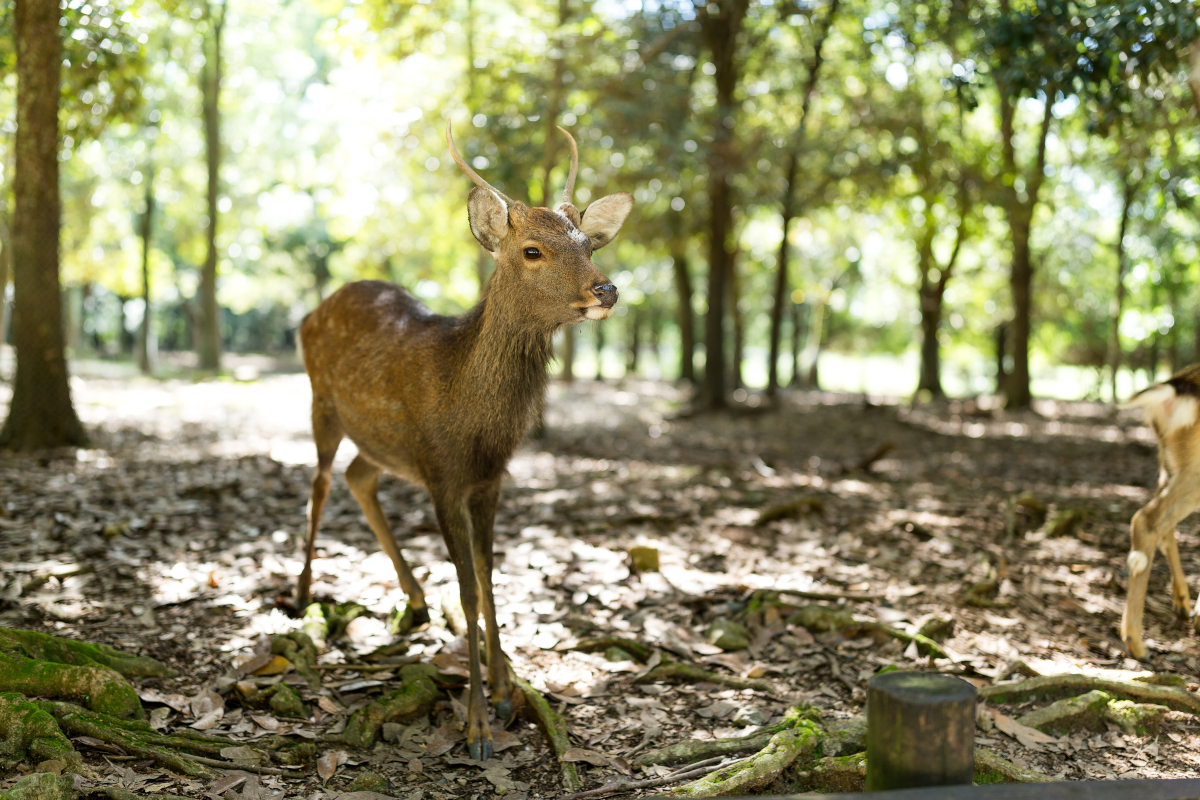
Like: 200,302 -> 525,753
292,120 -> 632,759
1120,363 -> 1200,659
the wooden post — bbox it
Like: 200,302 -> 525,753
866,671 -> 976,791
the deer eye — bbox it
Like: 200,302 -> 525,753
523,247 -> 542,260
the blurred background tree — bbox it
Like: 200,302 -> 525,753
1,0 -> 1199,442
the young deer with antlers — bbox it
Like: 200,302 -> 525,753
1121,364 -> 1200,659
294,122 -> 632,758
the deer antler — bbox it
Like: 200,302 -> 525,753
557,126 -> 579,208
446,122 -> 516,207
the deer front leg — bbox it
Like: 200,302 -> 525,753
297,406 -> 341,611
470,479 -> 518,721
434,493 -> 492,761
1122,508 -> 1156,660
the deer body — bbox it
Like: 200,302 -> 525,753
295,123 -> 632,759
1121,364 -> 1200,659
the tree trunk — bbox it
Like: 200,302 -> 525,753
561,325 -> 575,383
790,301 -> 807,387
1186,43 -> 1200,120
1108,174 -> 1135,403
767,0 -> 838,399
670,224 -> 694,383
918,296 -> 944,398
627,307 -> 641,377
730,251 -> 744,391
594,322 -> 605,382
916,204 -> 965,399
697,0 -> 750,410
540,0 -> 569,207
995,322 -> 1009,396
137,167 -> 155,375
807,300 -> 825,390
0,207 -> 10,361
0,0 -> 86,449
198,0 -> 225,371
769,153 -> 797,398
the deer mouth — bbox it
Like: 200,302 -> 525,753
584,305 -> 613,321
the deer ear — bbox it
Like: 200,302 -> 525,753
467,186 -> 510,252
580,192 -> 633,250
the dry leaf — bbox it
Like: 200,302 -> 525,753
236,652 -> 274,675
563,747 -> 611,767
209,773 -> 249,795
317,696 -> 343,714
408,757 -> 424,774
137,689 -> 190,712
190,708 -> 224,730
316,751 -> 338,784
991,710 -> 1055,751
491,729 -> 522,753
253,655 -> 293,676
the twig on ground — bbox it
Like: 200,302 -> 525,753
561,758 -> 742,800
979,674 -> 1200,715
634,661 -> 775,693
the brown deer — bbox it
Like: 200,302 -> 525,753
1121,364 -> 1200,659
293,122 -> 632,758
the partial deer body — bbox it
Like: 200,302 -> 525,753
1121,363 -> 1200,659
294,122 -> 632,759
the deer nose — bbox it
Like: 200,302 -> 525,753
591,283 -> 618,308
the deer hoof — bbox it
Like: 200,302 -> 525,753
1124,635 -> 1148,661
412,605 -> 431,627
494,698 -> 513,720
467,737 -> 493,762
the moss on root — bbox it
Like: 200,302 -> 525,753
513,673 -> 581,792
0,772 -> 74,800
0,630 -> 174,680
0,694 -> 80,770
339,664 -> 440,749
269,632 -> 320,691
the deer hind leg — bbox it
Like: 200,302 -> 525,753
345,455 -> 429,625
1160,531 -> 1191,620
434,492 -> 492,761
470,479 -> 518,721
1122,474 -> 1200,659
297,401 -> 342,611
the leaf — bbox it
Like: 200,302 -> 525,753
408,757 -> 424,774
991,710 -> 1056,751
253,655 -> 294,676
209,773 -> 249,795
425,738 -> 457,757
220,746 -> 263,766
316,751 -> 338,784
236,652 -> 275,675
317,695 -> 344,714
71,735 -> 125,755
190,708 -> 224,730
491,729 -> 522,753
137,689 -> 190,712
563,747 -> 612,767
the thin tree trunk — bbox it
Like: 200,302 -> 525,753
627,307 -> 641,377
137,166 -> 155,374
561,325 -> 575,382
0,0 -> 85,449
808,300 -> 825,390
595,323 -> 605,382
790,300 -> 806,386
769,152 -> 797,397
670,221 -> 694,383
730,251 -> 744,391
1186,43 -> 1200,119
0,208 -> 10,363
198,0 -> 225,371
540,0 -> 569,207
998,91 -> 1052,409
697,0 -> 750,410
1108,173 -> 1135,403
995,322 -> 1009,396
767,0 -> 839,399
916,203 -> 967,398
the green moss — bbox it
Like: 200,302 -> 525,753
0,694 -> 79,769
340,666 -> 440,749
0,630 -> 174,679
0,772 -> 74,800
0,655 -> 141,720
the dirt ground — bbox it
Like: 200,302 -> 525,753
1,365 -> 1198,798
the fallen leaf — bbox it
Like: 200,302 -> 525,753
991,710 -> 1056,751
253,655 -> 293,676
317,751 -> 338,784
317,696 -> 344,715
236,652 -> 274,675
209,772 -> 249,795
220,746 -> 263,766
190,708 -> 223,730
138,689 -> 190,712
71,736 -> 125,755
563,747 -> 611,767
491,729 -> 522,753
408,757 -> 424,774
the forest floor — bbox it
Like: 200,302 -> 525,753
1,368 -> 1199,799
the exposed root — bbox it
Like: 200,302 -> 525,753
1016,689 -> 1170,736
979,674 -> 1200,715
86,789 -> 194,800
794,752 -> 866,793
269,632 -> 320,691
337,664 -> 440,749
0,772 -> 74,800
0,631 -> 175,680
0,694 -> 79,769
568,637 -> 655,663
973,747 -> 1056,783
634,662 -> 774,693
664,707 -> 823,797
634,724 -> 784,768
512,672 -> 581,792
244,683 -> 308,719
786,605 -> 949,659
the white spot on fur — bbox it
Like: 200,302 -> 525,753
1128,550 -> 1150,575
1126,383 -> 1199,435
585,306 -> 612,320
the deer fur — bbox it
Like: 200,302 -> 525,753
293,122 -> 631,759
1121,363 -> 1200,659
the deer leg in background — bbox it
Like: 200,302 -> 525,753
434,490 -> 492,761
297,402 -> 342,610
1159,530 -> 1191,619
1122,476 -> 1200,658
345,455 -> 430,626
469,478 -> 516,720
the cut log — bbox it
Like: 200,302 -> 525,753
865,671 -> 975,791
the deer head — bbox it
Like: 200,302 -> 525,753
446,122 -> 633,327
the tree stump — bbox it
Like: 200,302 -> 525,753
866,671 -> 976,791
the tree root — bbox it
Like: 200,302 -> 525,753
663,707 -> 823,797
634,662 -> 774,693
1016,689 -> 1169,736
794,752 -> 867,793
337,664 -> 440,749
568,637 -> 655,663
269,632 -> 320,691
0,631 -> 175,680
634,724 -> 784,768
979,674 -> 1200,715
512,672 -> 581,792
973,747 -> 1055,783
0,772 -> 74,800
0,695 -> 79,770
244,683 -> 308,719
785,605 -> 949,659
